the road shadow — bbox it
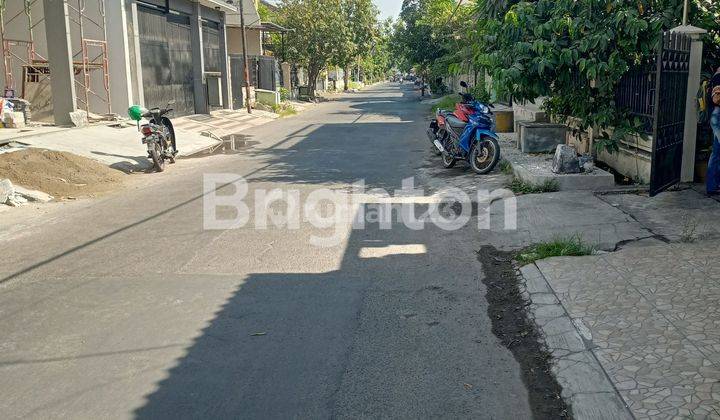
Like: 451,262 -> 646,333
244,122 -> 424,191
132,208 -> 544,418
91,151 -> 151,174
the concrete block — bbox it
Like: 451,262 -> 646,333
8,99 -> 31,122
552,144 -> 581,174
494,109 -> 514,133
3,111 -> 26,128
0,178 -> 13,203
519,123 -> 568,153
14,185 -> 53,203
569,393 -> 632,420
69,110 -> 88,127
6,194 -> 27,206
513,101 -> 548,122
256,89 -> 281,107
514,118 -> 551,136
520,264 -> 552,294
554,351 -> 618,395
512,162 -> 616,191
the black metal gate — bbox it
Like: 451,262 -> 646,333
137,7 -> 195,116
229,55 -> 251,108
649,32 -> 691,196
202,21 -> 221,73
229,55 -> 280,107
256,56 -> 279,91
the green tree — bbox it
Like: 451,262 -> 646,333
277,0 -> 346,97
356,18 -> 396,83
391,0 -> 475,92
474,0 -> 719,152
257,1 -> 276,20
394,0 -> 719,152
333,0 -> 379,90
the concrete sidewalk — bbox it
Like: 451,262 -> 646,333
0,107 -> 295,172
0,123 -> 221,172
536,243 -> 720,419
517,188 -> 720,419
173,108 -> 278,139
172,103 -> 314,138
0,125 -> 67,144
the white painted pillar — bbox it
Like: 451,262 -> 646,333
43,0 -> 77,125
219,14 -> 232,110
281,62 -> 291,90
190,2 -> 208,114
671,25 -> 707,182
106,0 -> 134,113
128,0 -> 145,106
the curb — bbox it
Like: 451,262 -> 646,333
517,263 -> 634,420
509,159 -> 616,191
177,135 -> 223,158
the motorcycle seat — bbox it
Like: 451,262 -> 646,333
446,115 -> 467,130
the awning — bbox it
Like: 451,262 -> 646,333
248,22 -> 292,33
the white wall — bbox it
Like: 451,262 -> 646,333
227,27 -> 263,56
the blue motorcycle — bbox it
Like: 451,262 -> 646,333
427,81 -> 501,174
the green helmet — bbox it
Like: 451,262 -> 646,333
127,105 -> 145,121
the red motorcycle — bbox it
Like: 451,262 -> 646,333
427,85 -> 477,155
426,81 -> 500,174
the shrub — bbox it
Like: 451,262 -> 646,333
517,235 -> 595,265
431,94 -> 458,113
507,178 -> 559,194
499,159 -> 514,175
271,102 -> 297,118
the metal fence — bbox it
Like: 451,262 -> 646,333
229,55 -> 279,92
256,55 -> 279,91
614,61 -> 657,135
611,31 -> 692,195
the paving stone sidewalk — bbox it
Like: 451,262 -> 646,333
534,242 -> 720,419
173,109 -> 278,138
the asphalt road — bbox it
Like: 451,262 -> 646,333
0,84 -> 532,419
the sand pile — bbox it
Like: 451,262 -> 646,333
0,148 -> 125,199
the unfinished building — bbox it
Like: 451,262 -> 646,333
0,0 -> 237,126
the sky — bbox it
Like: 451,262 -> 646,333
374,0 -> 402,20
264,0 -> 401,21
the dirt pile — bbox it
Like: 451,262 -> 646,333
0,148 -> 125,199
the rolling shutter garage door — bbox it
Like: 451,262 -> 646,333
137,7 -> 195,116
202,20 -> 222,108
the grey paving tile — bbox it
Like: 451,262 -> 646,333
536,242 -> 720,419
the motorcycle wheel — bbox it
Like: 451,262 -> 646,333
441,152 -> 457,168
150,144 -> 165,172
167,127 -> 177,163
470,137 -> 500,174
164,139 -> 176,164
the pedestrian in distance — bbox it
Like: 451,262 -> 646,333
707,66 -> 720,195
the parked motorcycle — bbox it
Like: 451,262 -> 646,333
427,81 -> 500,174
128,102 -> 177,172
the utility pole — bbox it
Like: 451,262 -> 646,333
682,0 -> 688,26
238,0 -> 252,113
